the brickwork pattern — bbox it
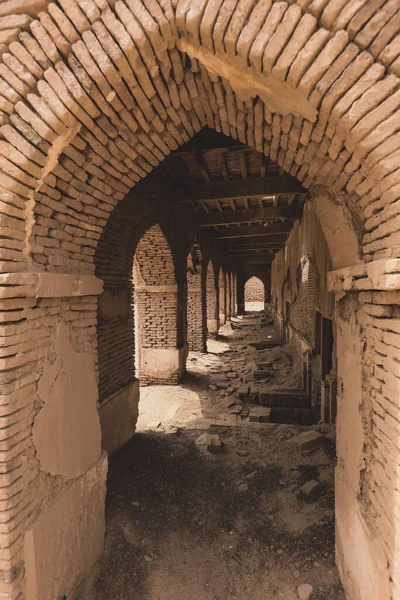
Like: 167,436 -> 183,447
206,259 -> 218,327
133,225 -> 177,383
218,268 -> 226,324
290,257 -> 318,346
0,1 -> 397,598
187,244 -> 204,352
245,276 -> 264,302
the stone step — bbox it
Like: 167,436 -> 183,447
240,390 -> 311,408
269,407 -> 315,425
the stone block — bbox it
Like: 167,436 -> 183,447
289,430 -> 324,453
24,453 -> 108,600
195,433 -> 223,453
249,407 -> 271,422
299,480 -> 320,496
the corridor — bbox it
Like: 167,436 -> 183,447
89,313 -> 343,600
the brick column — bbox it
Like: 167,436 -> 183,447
206,262 -> 219,338
188,288 -> 206,352
329,260 -> 400,600
219,270 -> 227,326
0,272 -> 108,600
135,284 -> 188,384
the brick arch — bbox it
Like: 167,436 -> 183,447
0,3 -> 398,599
244,275 -> 265,304
0,0 -> 399,280
132,223 -> 183,385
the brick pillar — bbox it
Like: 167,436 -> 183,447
187,249 -> 207,352
5,273 -> 109,600
226,273 -> 232,320
135,284 -> 187,384
187,288 -> 205,351
219,270 -> 226,326
329,263 -> 398,600
206,261 -> 218,338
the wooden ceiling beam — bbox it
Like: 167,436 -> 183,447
197,206 -> 302,227
181,176 -> 305,203
205,223 -> 292,239
217,234 -> 290,245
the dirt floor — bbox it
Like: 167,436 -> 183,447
88,312 -> 345,600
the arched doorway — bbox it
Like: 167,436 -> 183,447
0,3 -> 397,598
133,224 -> 182,385
244,276 -> 265,312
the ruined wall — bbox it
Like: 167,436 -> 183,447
271,202 -> 334,349
245,276 -> 264,303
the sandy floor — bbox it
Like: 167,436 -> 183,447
88,312 -> 344,600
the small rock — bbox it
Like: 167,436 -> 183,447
216,381 -> 230,389
289,430 -> 324,454
209,384 -> 218,391
131,501 -> 140,507
293,570 -> 300,579
245,471 -> 257,479
196,433 -> 223,453
299,480 -> 320,496
297,583 -> 313,600
237,482 -> 248,492
249,406 -> 271,422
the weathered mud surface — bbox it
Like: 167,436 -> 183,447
88,312 -> 344,600
89,424 -> 343,600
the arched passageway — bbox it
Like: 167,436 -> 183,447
0,2 -> 397,599
133,224 -> 181,384
245,276 -> 265,312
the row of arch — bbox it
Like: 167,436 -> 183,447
98,223 -> 237,402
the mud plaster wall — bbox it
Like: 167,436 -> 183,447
14,293 -> 104,598
245,277 -> 264,303
271,202 -> 334,349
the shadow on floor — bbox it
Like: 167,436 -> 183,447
90,426 -> 344,600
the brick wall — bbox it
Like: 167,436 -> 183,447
134,224 -> 178,383
290,257 -> 318,346
245,276 -> 264,302
271,203 -> 334,350
206,260 -> 218,327
0,1 -> 398,598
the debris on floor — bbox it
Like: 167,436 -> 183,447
88,311 -> 344,600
